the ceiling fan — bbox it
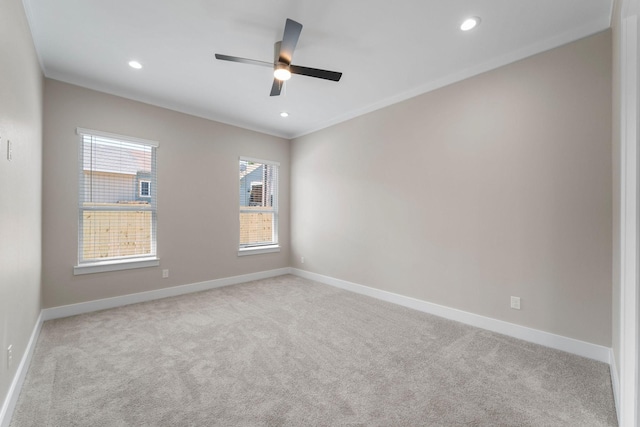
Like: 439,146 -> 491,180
215,18 -> 343,96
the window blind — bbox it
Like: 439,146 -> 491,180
239,157 -> 279,248
77,129 -> 158,264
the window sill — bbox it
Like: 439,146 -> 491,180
237,245 -> 280,257
74,257 -> 160,275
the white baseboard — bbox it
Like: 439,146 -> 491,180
290,268 -> 611,364
42,268 -> 291,321
1,268 -> 291,426
609,349 -> 620,424
0,312 -> 43,427
1,267 -> 615,427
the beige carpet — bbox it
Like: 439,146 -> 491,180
10,275 -> 617,426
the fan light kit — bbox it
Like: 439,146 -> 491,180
274,64 -> 292,81
460,17 -> 480,31
215,18 -> 342,96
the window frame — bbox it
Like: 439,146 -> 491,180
238,156 -> 280,256
74,128 -> 160,275
139,180 -> 151,198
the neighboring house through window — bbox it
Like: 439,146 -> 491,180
75,128 -> 159,274
139,180 -> 151,198
239,157 -> 279,255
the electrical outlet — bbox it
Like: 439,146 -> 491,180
7,345 -> 13,370
510,296 -> 521,310
6,139 -> 12,161
162,269 -> 169,278
301,256 -> 305,264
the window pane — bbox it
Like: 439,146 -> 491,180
79,132 -> 157,263
239,158 -> 278,248
239,211 -> 274,245
82,210 -> 152,259
140,181 -> 150,197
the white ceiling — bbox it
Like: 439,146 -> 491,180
22,0 -> 612,139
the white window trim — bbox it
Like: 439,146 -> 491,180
240,156 -> 280,167
76,127 -> 159,147
74,257 -> 160,275
76,127 -> 159,273
237,245 -> 280,257
239,156 -> 279,254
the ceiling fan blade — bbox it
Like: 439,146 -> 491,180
270,79 -> 283,96
215,54 -> 273,68
278,19 -> 303,65
290,65 -> 342,82
273,41 -> 282,64
218,19 -> 341,96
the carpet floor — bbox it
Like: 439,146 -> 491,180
10,275 -> 617,426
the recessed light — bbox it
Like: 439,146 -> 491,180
460,17 -> 480,31
280,112 -> 289,118
128,60 -> 142,69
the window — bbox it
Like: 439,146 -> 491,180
139,180 -> 151,198
239,157 -> 279,255
75,128 -> 159,274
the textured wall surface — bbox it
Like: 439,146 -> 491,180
291,31 -> 612,346
0,0 -> 43,412
42,79 -> 290,308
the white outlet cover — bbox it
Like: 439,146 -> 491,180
510,296 -> 521,310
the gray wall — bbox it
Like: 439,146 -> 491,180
0,0 -> 43,409
42,79 -> 290,308
290,31 -> 612,346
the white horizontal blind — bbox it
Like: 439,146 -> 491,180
78,129 -> 158,264
239,158 -> 279,248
